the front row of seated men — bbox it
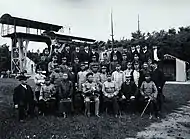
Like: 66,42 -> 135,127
13,69 -> 159,122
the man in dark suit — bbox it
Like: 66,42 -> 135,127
110,45 -> 122,63
140,45 -> 152,63
13,75 -> 35,122
90,44 -> 99,62
71,45 -> 82,63
151,60 -> 165,115
63,44 -> 72,63
81,45 -> 91,62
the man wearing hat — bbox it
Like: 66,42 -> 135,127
102,73 -> 120,117
39,77 -> 56,115
71,45 -> 82,63
140,72 -> 158,119
151,60 -> 165,115
82,72 -> 100,117
13,75 -> 35,121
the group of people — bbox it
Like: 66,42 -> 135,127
13,42 -> 165,122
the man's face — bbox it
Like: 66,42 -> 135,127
113,47 -> 117,51
44,49 -> 49,55
102,68 -> 106,73
134,55 -> 139,61
41,56 -> 46,61
131,46 -> 135,51
116,66 -> 121,71
63,73 -> 68,80
152,63 -> 158,70
84,46 -> 89,51
53,57 -> 57,62
65,46 -> 70,51
54,48 -> 58,53
107,76 -> 112,81
102,46 -> 105,51
127,63 -> 132,69
136,45 -> 141,50
134,64 -> 139,70
122,55 -> 127,60
145,76 -> 151,82
143,63 -> 148,69
125,77 -> 131,84
113,55 -> 117,61
76,47 -> 80,52
68,67 -> 73,72
81,65 -> 85,70
143,46 -> 147,51
74,58 -> 79,63
88,75 -> 93,82
92,57 -> 96,61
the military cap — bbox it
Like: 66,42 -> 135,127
86,72 -> 93,77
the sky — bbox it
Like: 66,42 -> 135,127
0,0 -> 190,52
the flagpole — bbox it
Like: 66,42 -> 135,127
111,8 -> 114,48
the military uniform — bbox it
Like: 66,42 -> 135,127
82,81 -> 100,116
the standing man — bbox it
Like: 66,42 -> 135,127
151,60 -> 165,115
13,75 -> 35,122
110,45 -> 122,63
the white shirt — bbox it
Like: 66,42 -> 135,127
133,70 -> 140,87
143,50 -> 147,54
21,84 -> 27,89
154,49 -> 159,61
124,69 -> 133,77
112,71 -> 124,89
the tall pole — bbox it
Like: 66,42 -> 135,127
111,9 -> 114,48
138,14 -> 140,32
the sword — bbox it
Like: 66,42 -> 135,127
141,98 -> 151,117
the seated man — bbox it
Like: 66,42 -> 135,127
102,74 -> 120,117
39,77 -> 56,115
57,72 -> 73,118
120,75 -> 138,113
82,72 -> 100,117
140,72 -> 158,119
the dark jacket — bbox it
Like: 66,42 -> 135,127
151,68 -> 165,90
58,80 -> 73,99
13,84 -> 34,106
63,50 -> 72,63
110,51 -> 122,62
80,50 -> 91,62
90,51 -> 99,62
71,51 -> 82,63
120,81 -> 138,99
140,50 -> 152,62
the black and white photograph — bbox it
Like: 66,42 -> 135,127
0,0 -> 190,138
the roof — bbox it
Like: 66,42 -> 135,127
3,32 -> 51,44
42,31 -> 96,42
164,54 -> 189,64
0,14 -> 62,32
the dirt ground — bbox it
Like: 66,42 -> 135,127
0,78 -> 190,139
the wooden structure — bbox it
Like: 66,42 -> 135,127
161,54 -> 189,81
0,13 -> 96,74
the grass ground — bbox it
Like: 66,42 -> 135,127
0,78 -> 190,139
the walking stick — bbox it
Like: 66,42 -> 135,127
141,98 -> 151,117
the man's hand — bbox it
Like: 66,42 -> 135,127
122,95 -> 126,99
14,105 -> 18,109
